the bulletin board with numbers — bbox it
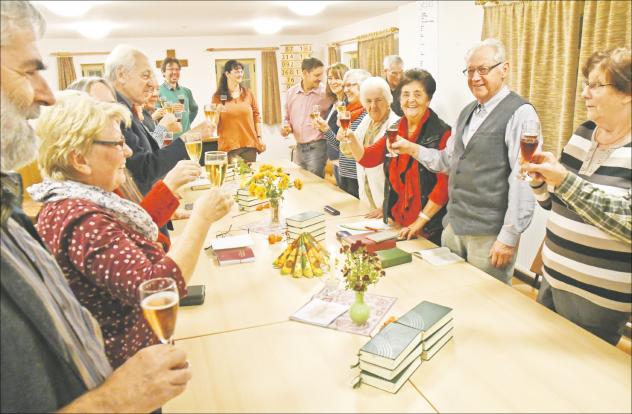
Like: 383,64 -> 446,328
280,44 -> 312,94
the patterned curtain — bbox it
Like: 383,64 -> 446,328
328,45 -> 340,65
358,33 -> 398,77
57,56 -> 76,90
482,0 -> 631,156
261,50 -> 282,125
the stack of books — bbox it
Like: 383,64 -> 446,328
357,301 -> 453,393
236,188 -> 268,211
286,211 -> 326,242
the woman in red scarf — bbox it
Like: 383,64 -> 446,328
345,69 -> 451,244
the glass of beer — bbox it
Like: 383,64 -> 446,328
205,151 -> 228,188
518,120 -> 540,181
385,123 -> 399,158
163,102 -> 174,115
139,278 -> 179,345
336,101 -> 346,114
184,132 -> 202,163
310,104 -> 320,120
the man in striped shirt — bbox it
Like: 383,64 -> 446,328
1,2 -> 191,412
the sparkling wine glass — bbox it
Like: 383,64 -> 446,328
139,278 -> 179,345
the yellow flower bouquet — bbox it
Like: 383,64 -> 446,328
245,164 -> 303,224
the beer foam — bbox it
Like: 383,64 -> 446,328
141,291 -> 178,310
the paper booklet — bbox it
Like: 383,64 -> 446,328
290,298 -> 350,327
412,247 -> 464,266
338,219 -> 391,232
208,234 -> 255,251
290,287 -> 397,337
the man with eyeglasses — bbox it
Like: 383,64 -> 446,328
159,57 -> 199,138
383,55 -> 405,116
391,38 -> 539,284
1,2 -> 191,412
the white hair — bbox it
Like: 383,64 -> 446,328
360,77 -> 393,107
465,38 -> 506,63
343,69 -> 371,85
105,45 -> 145,83
0,1 -> 45,46
383,55 -> 403,70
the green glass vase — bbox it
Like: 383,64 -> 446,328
349,291 -> 370,326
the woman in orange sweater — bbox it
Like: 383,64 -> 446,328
212,60 -> 264,162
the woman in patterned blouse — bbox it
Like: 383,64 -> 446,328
29,90 -> 234,367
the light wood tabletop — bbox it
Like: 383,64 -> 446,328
164,322 -> 436,413
165,161 -> 631,412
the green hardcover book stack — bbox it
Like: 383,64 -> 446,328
356,300 -> 454,393
376,247 -> 412,268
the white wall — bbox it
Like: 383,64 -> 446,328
39,33 -> 319,122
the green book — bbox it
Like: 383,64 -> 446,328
359,342 -> 422,381
376,247 -> 412,268
360,357 -> 421,394
359,321 -> 422,370
397,301 -> 453,340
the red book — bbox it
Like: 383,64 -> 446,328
214,247 -> 255,266
341,234 -> 396,253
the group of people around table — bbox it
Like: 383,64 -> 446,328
282,41 -> 631,346
0,1 -> 630,413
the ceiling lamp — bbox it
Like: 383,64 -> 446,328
39,1 -> 94,17
287,1 -> 329,16
75,21 -> 112,39
253,19 -> 283,35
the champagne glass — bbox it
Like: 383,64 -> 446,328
310,104 -> 320,120
385,123 -> 399,158
205,151 -> 228,188
204,103 -> 220,138
336,101 -> 346,114
220,94 -> 228,112
139,278 -> 179,345
183,132 -> 202,163
338,110 -> 352,156
518,120 -> 540,181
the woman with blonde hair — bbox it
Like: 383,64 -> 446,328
29,91 -> 234,367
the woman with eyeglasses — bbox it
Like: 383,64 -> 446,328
28,91 -> 234,368
213,60 -> 264,162
524,47 -> 631,346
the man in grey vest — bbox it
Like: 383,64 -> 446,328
391,38 -> 538,283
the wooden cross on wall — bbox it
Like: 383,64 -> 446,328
156,49 -> 188,69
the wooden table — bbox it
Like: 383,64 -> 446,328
165,162 -> 631,413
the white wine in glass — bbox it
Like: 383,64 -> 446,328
205,151 -> 228,187
139,278 -> 179,345
184,133 -> 202,162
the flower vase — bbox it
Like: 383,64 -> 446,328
349,291 -> 370,326
269,197 -> 281,225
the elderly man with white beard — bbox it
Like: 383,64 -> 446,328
1,2 -> 192,412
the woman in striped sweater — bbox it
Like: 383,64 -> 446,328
321,69 -> 370,198
527,47 -> 631,345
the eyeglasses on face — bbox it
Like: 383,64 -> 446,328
462,61 -> 503,78
582,81 -> 614,91
93,139 -> 126,150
